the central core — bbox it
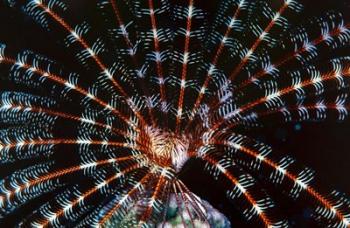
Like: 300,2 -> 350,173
145,126 -> 190,171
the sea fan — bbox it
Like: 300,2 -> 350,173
0,0 -> 349,227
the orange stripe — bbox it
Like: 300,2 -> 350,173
229,2 -> 289,82
98,172 -> 153,226
139,174 -> 165,224
237,23 -> 350,90
176,0 -> 194,133
0,57 -> 142,131
40,163 -> 143,227
1,156 -> 139,204
36,2 -> 148,126
220,142 -> 348,224
148,0 -> 167,111
188,3 -> 243,126
210,67 -> 350,132
203,156 -> 272,226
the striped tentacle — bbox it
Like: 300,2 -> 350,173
0,45 -> 144,133
206,56 -> 350,132
223,58 -> 350,128
167,0 -> 207,132
237,13 -> 350,91
0,92 -> 143,147
238,95 -> 349,126
207,59 -> 350,133
29,162 -> 147,227
202,155 -> 287,227
0,156 -> 142,216
0,162 -> 59,217
228,0 -> 302,82
0,92 -> 53,123
188,0 -> 249,125
205,133 -> 350,227
0,138 -> 146,177
195,1 -> 301,124
137,167 -> 174,227
131,0 -> 172,123
95,168 -> 156,227
10,0 -> 150,127
98,0 -> 157,126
